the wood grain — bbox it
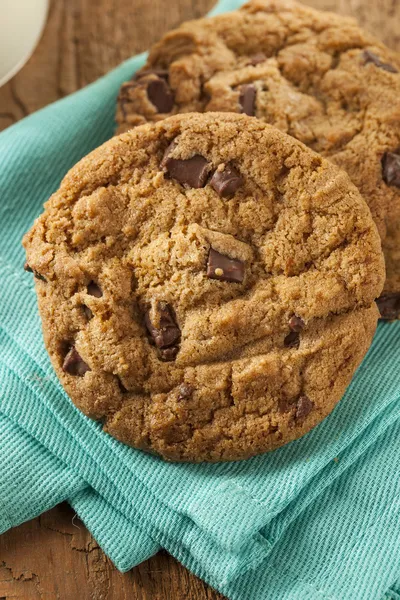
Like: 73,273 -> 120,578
0,503 -> 223,600
1,0 -> 399,598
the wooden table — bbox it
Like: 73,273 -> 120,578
0,0 -> 399,598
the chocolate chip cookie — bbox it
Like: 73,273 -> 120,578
23,113 -> 384,461
115,0 -> 400,317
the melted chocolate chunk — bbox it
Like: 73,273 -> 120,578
87,281 -> 103,297
118,71 -> 173,116
24,262 -> 46,281
239,84 -> 256,116
295,395 -> 314,420
210,163 -> 243,198
161,142 -> 209,188
160,141 -> 177,167
288,315 -> 305,332
62,347 -> 90,376
207,248 -> 245,283
363,50 -> 398,73
83,305 -> 93,320
284,331 -> 300,349
247,53 -> 267,66
376,293 -> 400,320
145,301 -> 181,355
146,77 -> 174,113
159,346 -> 179,362
382,151 -> 400,188
177,383 -> 194,400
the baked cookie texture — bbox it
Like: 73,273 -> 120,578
23,113 -> 384,462
115,0 -> 400,317
380,181 -> 400,319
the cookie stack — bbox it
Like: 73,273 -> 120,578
23,0 -> 400,462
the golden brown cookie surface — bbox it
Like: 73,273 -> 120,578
23,113 -> 384,461
115,0 -> 400,317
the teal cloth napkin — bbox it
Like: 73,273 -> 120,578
1,0 -> 400,597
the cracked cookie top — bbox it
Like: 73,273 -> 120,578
23,112 -> 384,461
115,0 -> 400,245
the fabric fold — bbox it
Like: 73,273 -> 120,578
69,488 -> 160,572
0,357 -> 273,583
2,402 -> 399,598
1,269 -> 399,558
0,413 -> 87,533
0,0 -> 400,597
1,313 -> 400,585
71,418 -> 400,599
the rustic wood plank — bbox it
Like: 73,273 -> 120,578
0,504 -> 225,600
1,0 -> 399,598
1,0 -> 400,129
0,0 -> 216,127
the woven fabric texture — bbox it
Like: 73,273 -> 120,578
0,1 -> 399,597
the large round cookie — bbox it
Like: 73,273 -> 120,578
115,0 -> 400,315
23,113 -> 384,462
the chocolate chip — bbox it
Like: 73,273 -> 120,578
87,281 -> 103,297
160,141 -> 177,167
247,53 -> 266,66
207,248 -> 245,283
161,143 -> 209,188
118,71 -> 174,117
177,384 -> 194,400
146,77 -> 174,113
145,301 -> 181,359
24,262 -> 46,281
284,331 -> 300,349
83,305 -> 93,320
62,347 -> 90,376
363,50 -> 398,73
295,395 -> 314,420
239,84 -> 256,116
382,151 -> 400,188
376,293 -> 400,320
159,346 -> 179,362
289,315 -> 305,332
210,163 -> 243,198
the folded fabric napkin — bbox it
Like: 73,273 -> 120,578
1,0 -> 400,598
